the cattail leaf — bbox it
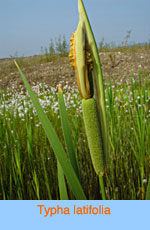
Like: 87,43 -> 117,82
78,0 -> 109,167
14,61 -> 86,200
57,161 -> 69,200
58,87 -> 79,179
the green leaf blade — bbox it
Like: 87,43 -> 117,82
14,61 -> 86,200
58,89 -> 79,179
57,161 -> 69,200
78,0 -> 109,167
146,177 -> 150,200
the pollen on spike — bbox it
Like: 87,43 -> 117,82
69,57 -> 73,62
70,63 -> 75,68
69,31 -> 76,70
70,42 -> 73,46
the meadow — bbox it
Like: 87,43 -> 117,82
0,69 -> 150,200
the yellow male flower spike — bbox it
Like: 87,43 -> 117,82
69,19 -> 93,99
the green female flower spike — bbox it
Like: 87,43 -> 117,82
82,98 -> 104,176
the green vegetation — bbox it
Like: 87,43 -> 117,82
41,35 -> 69,62
0,0 -> 149,200
99,35 -> 150,53
0,70 -> 150,199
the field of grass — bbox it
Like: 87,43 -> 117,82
0,69 -> 150,200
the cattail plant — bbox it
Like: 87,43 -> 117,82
5,0 -> 150,200
14,0 -> 108,200
69,0 -> 108,199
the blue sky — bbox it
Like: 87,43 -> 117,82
0,0 -> 150,58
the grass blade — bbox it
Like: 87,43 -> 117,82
146,177 -> 150,200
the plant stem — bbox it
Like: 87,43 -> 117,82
99,176 -> 106,200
